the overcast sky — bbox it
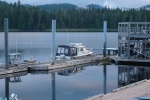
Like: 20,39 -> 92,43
2,0 -> 150,8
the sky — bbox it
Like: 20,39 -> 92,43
2,0 -> 150,8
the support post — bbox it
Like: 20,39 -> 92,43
103,21 -> 107,57
51,20 -> 56,65
4,18 -> 9,68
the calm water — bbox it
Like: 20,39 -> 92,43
0,32 -> 118,62
0,65 -> 150,100
0,32 -> 149,100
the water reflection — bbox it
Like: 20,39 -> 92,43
5,78 -> 9,100
2,65 -> 150,100
9,77 -> 22,82
3,72 -> 27,100
118,65 -> 150,87
103,65 -> 107,94
5,76 -> 22,100
57,65 -> 108,94
52,73 -> 56,100
58,66 -> 85,76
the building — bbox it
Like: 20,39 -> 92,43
118,22 -> 150,59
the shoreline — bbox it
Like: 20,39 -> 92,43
0,29 -> 117,32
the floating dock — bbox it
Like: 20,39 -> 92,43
110,56 -> 150,66
28,55 -> 106,71
0,66 -> 27,76
0,55 -> 108,76
85,79 -> 150,100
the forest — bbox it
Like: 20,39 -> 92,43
0,0 -> 150,31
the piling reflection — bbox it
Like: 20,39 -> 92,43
3,72 -> 27,100
103,65 -> 107,94
118,65 -> 150,87
5,77 -> 9,100
52,73 -> 56,100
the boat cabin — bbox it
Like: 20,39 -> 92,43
56,45 -> 77,58
56,43 -> 93,60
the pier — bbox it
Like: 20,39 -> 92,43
0,55 -> 109,76
85,79 -> 150,100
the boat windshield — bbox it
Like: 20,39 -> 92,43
70,47 -> 77,56
57,47 -> 69,56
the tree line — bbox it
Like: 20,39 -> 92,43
0,0 -> 150,31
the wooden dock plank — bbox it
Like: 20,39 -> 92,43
28,55 -> 105,71
85,79 -> 150,100
0,55 -> 106,76
110,56 -> 150,66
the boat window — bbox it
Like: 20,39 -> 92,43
57,47 -> 61,53
71,47 -> 77,56
57,47 -> 64,53
64,48 -> 69,55
57,47 -> 69,55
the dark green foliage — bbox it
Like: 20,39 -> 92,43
87,4 -> 103,9
37,3 -> 78,12
0,1 -> 150,31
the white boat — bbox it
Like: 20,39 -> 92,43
55,43 -> 93,60
24,42 -> 36,63
24,59 -> 36,63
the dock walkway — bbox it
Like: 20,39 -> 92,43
0,55 -> 106,76
110,56 -> 150,66
28,55 -> 104,71
85,79 -> 150,100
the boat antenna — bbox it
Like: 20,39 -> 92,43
15,33 -> 18,53
66,29 -> 68,45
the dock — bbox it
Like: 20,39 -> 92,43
110,56 -> 150,66
85,79 -> 150,100
28,55 -> 105,71
0,55 -> 108,76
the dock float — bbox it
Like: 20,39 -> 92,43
0,55 -> 109,75
0,66 -> 27,76
117,59 -> 150,66
110,56 -> 150,66
28,55 -> 106,71
84,79 -> 150,100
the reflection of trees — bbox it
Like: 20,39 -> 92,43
118,66 -> 150,87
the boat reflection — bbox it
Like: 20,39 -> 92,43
3,65 -> 150,100
118,65 -> 150,87
57,66 -> 85,76
9,77 -> 22,82
3,72 -> 27,100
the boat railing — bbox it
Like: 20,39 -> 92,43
86,48 -> 93,52
69,43 -> 82,46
